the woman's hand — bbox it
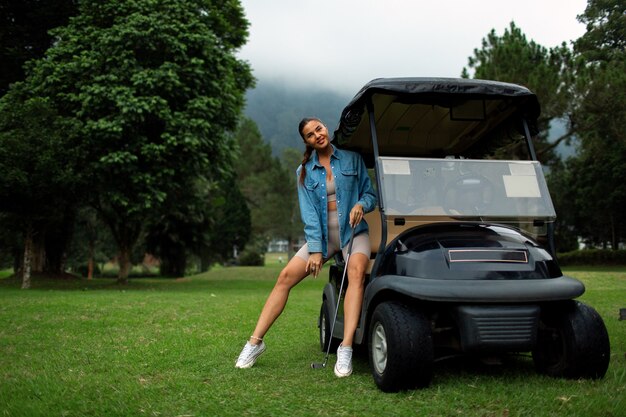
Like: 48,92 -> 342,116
349,203 -> 364,228
307,253 -> 324,277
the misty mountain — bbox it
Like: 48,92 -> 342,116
244,79 -> 352,156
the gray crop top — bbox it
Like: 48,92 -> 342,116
327,176 -> 336,203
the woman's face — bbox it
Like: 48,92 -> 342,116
301,120 -> 330,150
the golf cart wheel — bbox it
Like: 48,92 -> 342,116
319,298 -> 341,353
368,301 -> 433,392
532,300 -> 610,379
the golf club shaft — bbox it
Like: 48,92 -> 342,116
313,226 -> 356,368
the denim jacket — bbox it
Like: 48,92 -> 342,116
296,145 -> 377,258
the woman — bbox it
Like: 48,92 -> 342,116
235,117 -> 377,377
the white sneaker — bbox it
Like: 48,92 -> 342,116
235,341 -> 266,369
334,344 -> 353,377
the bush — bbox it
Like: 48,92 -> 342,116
557,249 -> 626,266
237,248 -> 265,266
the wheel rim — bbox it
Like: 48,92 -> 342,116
372,322 -> 388,374
321,313 -> 327,344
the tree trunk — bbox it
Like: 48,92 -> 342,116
117,245 -> 131,284
31,232 -> 46,273
87,237 -> 95,280
610,213 -> 619,250
21,223 -> 33,289
100,214 -> 142,285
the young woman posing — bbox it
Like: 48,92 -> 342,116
235,117 -> 376,377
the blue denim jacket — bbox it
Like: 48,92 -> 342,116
296,145 -> 377,258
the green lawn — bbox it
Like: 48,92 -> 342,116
0,266 -> 624,417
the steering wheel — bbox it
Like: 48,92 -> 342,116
443,174 -> 494,215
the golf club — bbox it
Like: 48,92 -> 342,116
311,226 -> 355,369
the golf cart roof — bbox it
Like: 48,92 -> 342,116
332,77 -> 541,164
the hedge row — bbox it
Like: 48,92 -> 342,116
557,249 -> 626,266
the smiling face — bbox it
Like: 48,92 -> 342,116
301,119 -> 330,151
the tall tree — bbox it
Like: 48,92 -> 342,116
0,0 -> 81,279
13,0 -> 254,283
462,21 -> 574,166
64,207 -> 117,279
205,177 -> 251,266
572,0 -> 625,147
234,118 -> 295,253
0,92 -> 82,287
144,173 -> 251,275
560,0 -> 626,249
281,147 -> 305,259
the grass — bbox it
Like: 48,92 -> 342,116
0,264 -> 624,417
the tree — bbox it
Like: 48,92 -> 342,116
559,0 -> 626,249
234,118 -> 295,255
65,207 -> 117,279
545,160 -> 582,252
15,0 -> 254,283
281,147 -> 305,259
144,173 -> 251,275
571,0 -> 625,147
462,21 -> 574,166
0,92 -> 83,287
0,0 -> 81,278
144,180 -> 209,277
205,177 -> 251,266
565,146 -> 626,249
0,0 -> 79,95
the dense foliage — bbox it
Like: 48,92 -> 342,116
0,0 -> 254,283
462,21 -> 574,167
551,0 -> 626,250
233,118 -> 296,261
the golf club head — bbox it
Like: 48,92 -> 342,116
310,362 -> 326,369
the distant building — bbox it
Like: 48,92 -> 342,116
267,239 -> 288,253
267,237 -> 305,253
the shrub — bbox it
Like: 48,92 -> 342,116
557,249 -> 626,266
238,249 -> 265,266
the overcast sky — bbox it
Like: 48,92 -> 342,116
237,0 -> 589,95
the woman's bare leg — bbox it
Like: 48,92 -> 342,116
249,256 -> 309,344
341,252 -> 368,347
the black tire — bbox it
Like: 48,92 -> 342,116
532,300 -> 610,379
319,298 -> 341,353
368,301 -> 433,392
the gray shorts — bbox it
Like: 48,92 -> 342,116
295,210 -> 371,262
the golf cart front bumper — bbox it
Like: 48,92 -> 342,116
364,274 -> 584,303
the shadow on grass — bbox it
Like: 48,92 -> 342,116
0,272 -> 172,291
350,346 -> 537,385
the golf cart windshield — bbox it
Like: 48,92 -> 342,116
378,157 -> 556,222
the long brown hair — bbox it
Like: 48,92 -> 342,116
298,117 -> 322,185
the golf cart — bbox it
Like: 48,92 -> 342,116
318,78 -> 610,392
